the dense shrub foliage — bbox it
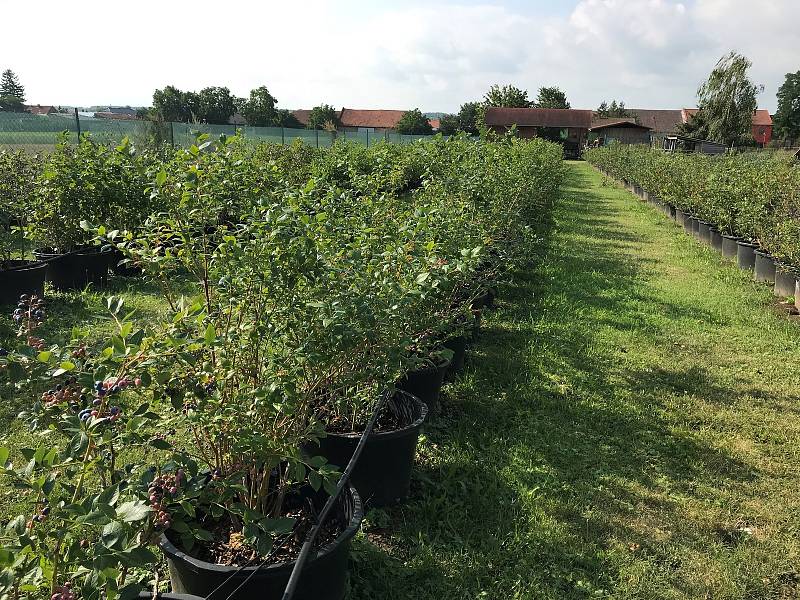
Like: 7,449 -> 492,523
0,133 -> 563,597
586,144 -> 800,266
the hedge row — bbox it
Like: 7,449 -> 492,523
585,145 -> 800,267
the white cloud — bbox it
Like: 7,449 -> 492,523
0,0 -> 796,112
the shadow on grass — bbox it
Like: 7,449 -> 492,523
349,163 -> 763,598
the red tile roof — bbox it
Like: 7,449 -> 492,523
292,109 -> 313,126
26,105 -> 57,115
339,108 -> 406,129
428,118 -> 440,130
589,118 -> 651,131
484,107 -> 592,129
626,109 -> 684,133
682,108 -> 772,127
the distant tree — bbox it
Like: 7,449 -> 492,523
152,85 -> 192,122
438,113 -> 460,135
483,84 -> 531,108
195,86 -> 237,124
0,70 -> 25,102
275,109 -> 302,128
677,110 -> 710,139
774,70 -> 800,143
457,102 -> 481,135
395,108 -> 434,135
0,95 -> 25,112
307,104 -> 339,130
596,100 -> 631,118
696,51 -> 763,146
536,86 -> 570,109
240,86 -> 279,126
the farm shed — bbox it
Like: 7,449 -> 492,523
337,108 -> 407,133
484,108 -> 592,157
589,119 -> 651,145
663,134 -> 726,155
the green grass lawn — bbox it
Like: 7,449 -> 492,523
349,161 -> 800,599
2,161 -> 799,597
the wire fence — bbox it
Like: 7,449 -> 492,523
0,110 -> 437,152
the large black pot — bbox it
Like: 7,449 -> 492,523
443,335 -> 467,377
736,241 -> 758,271
674,208 -> 687,226
397,356 -> 450,415
307,393 -> 426,508
683,216 -> 695,236
0,260 -> 47,304
664,203 -> 675,220
691,218 -> 701,240
110,248 -> 143,277
753,250 -> 776,284
774,266 -> 797,298
33,247 -> 113,291
721,234 -> 740,259
697,221 -> 712,245
137,594 -> 204,600
161,485 -> 362,600
709,228 -> 723,253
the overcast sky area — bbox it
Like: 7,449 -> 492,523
1,0 -> 797,112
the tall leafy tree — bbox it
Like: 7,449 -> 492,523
275,109 -> 302,128
240,86 -> 279,126
677,111 -> 710,139
536,86 -> 570,109
438,113 -> 460,135
774,70 -> 800,143
483,84 -> 531,108
696,51 -> 763,146
0,70 -> 25,101
395,109 -> 433,135
195,86 -> 237,124
152,85 -> 191,122
596,100 -> 631,118
307,104 -> 339,130
458,102 -> 481,134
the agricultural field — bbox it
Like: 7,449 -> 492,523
1,133 -> 800,599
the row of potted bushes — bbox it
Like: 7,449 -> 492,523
597,166 -> 800,305
0,133 -> 564,599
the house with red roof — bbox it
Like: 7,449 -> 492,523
291,107 -> 439,133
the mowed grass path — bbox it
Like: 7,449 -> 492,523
351,161 -> 800,599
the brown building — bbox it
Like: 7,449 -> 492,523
483,107 -> 592,157
589,118 -> 652,146
25,105 -> 58,115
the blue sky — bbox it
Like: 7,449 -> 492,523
1,0 -> 797,112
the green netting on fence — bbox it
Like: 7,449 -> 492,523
0,111 -> 443,152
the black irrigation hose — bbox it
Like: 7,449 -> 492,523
279,389 -> 392,600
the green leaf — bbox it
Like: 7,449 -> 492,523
416,272 -> 430,284
204,323 -> 216,345
115,501 -> 151,523
37,351 -> 52,363
0,447 -> 8,467
59,361 -> 76,371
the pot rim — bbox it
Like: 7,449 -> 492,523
721,234 -> 741,241
34,246 -> 112,257
324,392 -> 428,441
736,240 -> 759,249
0,259 -> 46,273
159,484 -> 363,575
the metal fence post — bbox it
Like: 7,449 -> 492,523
366,130 -> 369,147
169,121 -> 175,147
281,127 -> 285,145
74,107 -> 81,140
316,129 -> 319,149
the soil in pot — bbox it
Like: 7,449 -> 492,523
33,247 -> 113,291
754,250 -> 776,284
0,260 -> 47,304
163,484 -> 362,600
396,355 -> 450,415
722,235 -> 739,259
306,391 -> 427,508
709,228 -> 723,253
736,241 -> 758,271
774,266 -> 797,298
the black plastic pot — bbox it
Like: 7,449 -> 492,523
137,594 -> 205,600
774,266 -> 797,298
721,234 -> 740,259
307,393 -> 426,508
753,250 -> 776,284
736,241 -> 758,271
162,485 -> 362,600
110,248 -> 143,277
0,260 -> 47,304
443,335 -> 467,377
683,216 -> 695,236
397,356 -> 450,415
697,221 -> 712,245
691,218 -> 701,240
709,228 -> 723,253
664,204 -> 675,220
674,208 -> 687,226
33,247 -> 113,291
